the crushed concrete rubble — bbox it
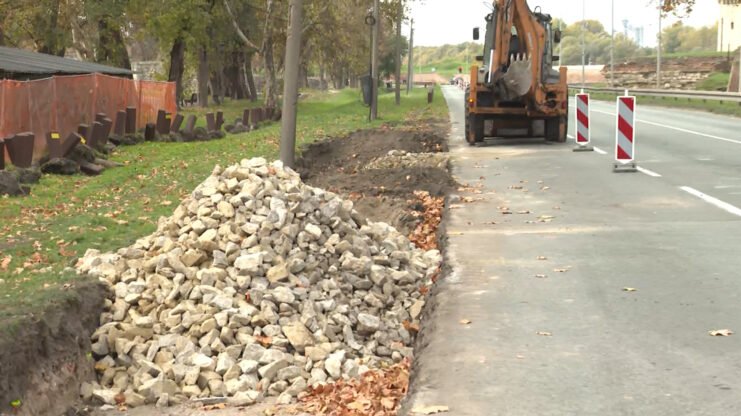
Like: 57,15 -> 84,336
364,150 -> 449,171
76,157 -> 441,408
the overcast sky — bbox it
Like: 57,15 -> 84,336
409,0 -> 720,47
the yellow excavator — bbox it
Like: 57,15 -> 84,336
465,0 -> 568,144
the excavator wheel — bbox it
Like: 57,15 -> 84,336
467,114 -> 485,146
545,116 -> 567,143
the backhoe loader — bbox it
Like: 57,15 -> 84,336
465,0 -> 568,144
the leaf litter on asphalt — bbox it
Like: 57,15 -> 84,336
709,329 -> 733,337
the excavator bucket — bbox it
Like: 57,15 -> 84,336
501,54 -> 533,99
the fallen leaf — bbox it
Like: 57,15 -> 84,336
623,287 -> 637,292
0,255 -> 11,271
412,405 -> 450,414
535,274 -> 548,279
709,329 -> 733,337
403,320 -> 420,333
161,200 -> 173,206
203,403 -> 227,410
382,397 -> 396,409
460,319 -> 472,325
536,331 -> 553,337
255,335 -> 272,347
517,210 -> 531,214
536,256 -> 548,261
554,268 -> 570,273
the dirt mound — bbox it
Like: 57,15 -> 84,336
297,122 -> 454,236
297,125 -> 448,177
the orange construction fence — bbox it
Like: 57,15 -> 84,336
0,73 -> 176,160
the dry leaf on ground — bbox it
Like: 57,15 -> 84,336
412,405 -> 450,414
460,319 -> 472,325
0,255 -> 11,271
536,331 -> 553,336
535,274 -> 548,279
298,359 -> 410,416
409,191 -> 444,251
536,256 -> 548,261
709,329 -> 734,337
623,287 -> 637,292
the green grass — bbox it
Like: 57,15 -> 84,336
696,72 -> 731,91
570,88 -> 741,117
413,58 -> 472,79
0,86 -> 448,326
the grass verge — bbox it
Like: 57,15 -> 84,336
0,86 -> 448,327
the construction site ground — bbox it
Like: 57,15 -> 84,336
0,88 -> 452,416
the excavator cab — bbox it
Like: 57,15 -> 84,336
465,0 -> 568,145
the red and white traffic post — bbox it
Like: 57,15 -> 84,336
613,94 -> 638,172
573,92 -> 593,152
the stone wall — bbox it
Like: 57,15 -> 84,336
603,56 -> 731,90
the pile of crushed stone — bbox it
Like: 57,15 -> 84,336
76,158 -> 439,408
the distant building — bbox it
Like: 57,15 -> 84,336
718,0 -> 741,52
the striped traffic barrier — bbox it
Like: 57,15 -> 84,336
573,93 -> 593,152
613,95 -> 638,172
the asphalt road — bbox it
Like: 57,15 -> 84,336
404,86 -> 741,415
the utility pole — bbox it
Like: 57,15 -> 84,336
581,0 -> 586,89
279,0 -> 303,168
657,6 -> 662,88
407,19 -> 414,94
395,0 -> 402,105
610,0 -> 615,87
370,0 -> 380,120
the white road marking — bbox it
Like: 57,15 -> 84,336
680,186 -> 741,217
637,166 -> 662,177
591,109 -> 741,146
593,146 -> 607,155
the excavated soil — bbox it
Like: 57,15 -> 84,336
0,280 -> 108,416
297,121 -> 454,235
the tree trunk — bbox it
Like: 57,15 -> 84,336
263,37 -> 278,108
198,47 -> 209,108
245,55 -> 258,102
38,0 -> 65,56
262,0 -> 278,108
394,1 -> 402,105
168,36 -> 186,108
96,17 -> 131,69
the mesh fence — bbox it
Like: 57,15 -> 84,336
0,73 -> 176,160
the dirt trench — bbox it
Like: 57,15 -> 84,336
0,280 -> 108,416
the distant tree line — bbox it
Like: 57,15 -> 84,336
0,0 -> 414,108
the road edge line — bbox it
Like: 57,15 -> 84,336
636,166 -> 662,177
679,186 -> 741,217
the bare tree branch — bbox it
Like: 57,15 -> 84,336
223,0 -> 261,50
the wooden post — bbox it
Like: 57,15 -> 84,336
114,110 -> 126,136
125,106 -> 137,134
46,132 -> 63,159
